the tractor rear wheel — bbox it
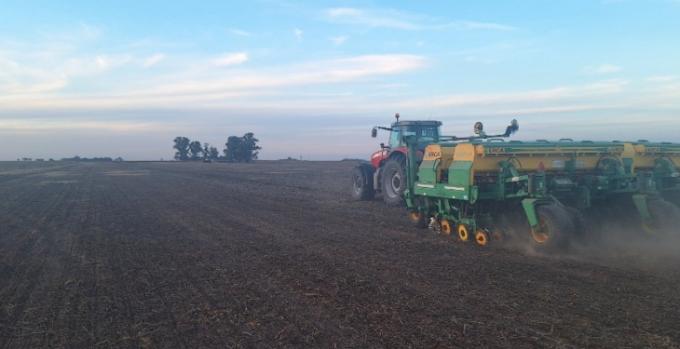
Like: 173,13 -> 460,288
381,158 -> 406,206
530,204 -> 573,251
351,164 -> 374,201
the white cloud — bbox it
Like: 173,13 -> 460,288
0,49 -> 135,96
128,54 -> 427,98
95,55 -> 109,69
397,79 -> 629,109
229,28 -> 253,37
330,35 -> 348,46
326,7 -> 419,30
0,76 -> 68,95
143,53 -> 165,67
0,118 -> 159,133
0,54 -> 426,109
94,54 -> 132,71
294,28 -> 304,41
443,20 -> 516,31
213,52 -> 249,67
647,75 -> 676,82
325,7 -> 515,31
327,7 -> 363,17
585,64 -> 622,74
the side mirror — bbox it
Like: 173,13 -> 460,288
474,122 -> 484,135
504,119 -> 520,137
371,127 -> 378,138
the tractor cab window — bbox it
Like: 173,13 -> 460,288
413,126 -> 439,143
402,125 -> 440,143
389,124 -> 440,148
389,128 -> 401,148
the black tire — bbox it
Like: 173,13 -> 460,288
644,199 -> 680,235
381,158 -> 406,206
351,164 -> 374,201
530,204 -> 574,251
408,211 -> 428,229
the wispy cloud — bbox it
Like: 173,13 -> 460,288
330,35 -> 348,46
397,79 -> 629,110
443,21 -> 516,31
326,7 -> 419,30
647,75 -> 676,82
228,28 -> 253,37
213,52 -> 249,67
0,47 -> 133,96
0,119 -> 161,133
0,54 -> 426,109
133,54 -> 426,99
0,75 -> 68,95
324,7 -> 516,31
95,54 -> 132,70
585,64 -> 622,74
143,53 -> 165,67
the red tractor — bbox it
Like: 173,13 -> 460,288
352,114 -> 442,205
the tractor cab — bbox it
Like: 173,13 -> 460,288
371,114 -> 442,150
387,120 -> 442,148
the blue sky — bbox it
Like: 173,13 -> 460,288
1,0 -> 679,160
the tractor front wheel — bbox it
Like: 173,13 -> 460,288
381,158 -> 406,206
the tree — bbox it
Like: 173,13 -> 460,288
209,147 -> 220,160
201,143 -> 220,160
223,132 -> 262,162
189,140 -> 203,160
240,132 -> 261,162
173,137 -> 190,161
203,143 -> 210,160
224,136 -> 243,162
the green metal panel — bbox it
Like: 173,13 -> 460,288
632,194 -> 651,220
417,160 -> 438,184
521,199 -> 539,228
438,160 -> 472,201
449,161 -> 472,187
413,184 -> 470,201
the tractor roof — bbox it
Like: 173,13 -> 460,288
393,120 -> 442,127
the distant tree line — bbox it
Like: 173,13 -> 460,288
18,156 -> 123,162
173,132 -> 261,162
60,156 -> 124,162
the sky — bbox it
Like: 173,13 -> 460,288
1,0 -> 679,160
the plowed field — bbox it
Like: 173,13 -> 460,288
1,161 -> 679,348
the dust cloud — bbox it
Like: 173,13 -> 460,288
568,227 -> 680,278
